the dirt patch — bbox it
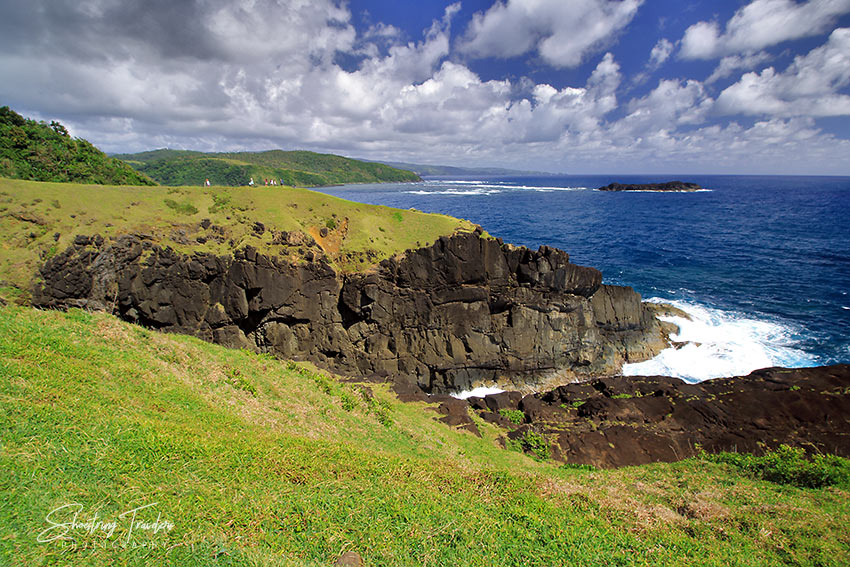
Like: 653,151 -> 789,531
308,217 -> 348,259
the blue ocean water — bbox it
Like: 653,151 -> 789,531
316,175 -> 850,382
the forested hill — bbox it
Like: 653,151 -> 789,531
114,148 -> 421,187
0,106 -> 155,186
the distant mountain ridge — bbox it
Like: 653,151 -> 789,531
114,148 -> 420,187
0,106 -> 155,186
379,161 -> 556,177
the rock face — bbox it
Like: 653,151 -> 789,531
33,230 -> 670,392
457,364 -> 850,467
597,181 -> 701,192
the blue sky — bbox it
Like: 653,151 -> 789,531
2,0 -> 850,174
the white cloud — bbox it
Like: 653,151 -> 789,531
458,0 -> 643,68
649,38 -> 674,68
681,0 -> 850,59
715,28 -> 850,117
706,52 -> 772,83
620,79 -> 714,132
2,0 -> 850,174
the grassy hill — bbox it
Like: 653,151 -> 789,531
0,178 -> 474,297
114,149 -> 421,187
1,303 -> 848,566
0,107 -> 155,186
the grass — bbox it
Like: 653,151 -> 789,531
701,445 -> 850,489
2,304 -> 849,566
0,178 -> 475,298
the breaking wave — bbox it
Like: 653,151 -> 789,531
623,299 -> 819,383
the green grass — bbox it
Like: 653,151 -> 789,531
2,304 -> 849,566
0,178 -> 475,297
701,445 -> 850,489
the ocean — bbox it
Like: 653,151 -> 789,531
315,175 -> 850,383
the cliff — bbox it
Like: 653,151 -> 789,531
33,230 -> 671,393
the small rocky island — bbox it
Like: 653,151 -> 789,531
597,181 -> 702,192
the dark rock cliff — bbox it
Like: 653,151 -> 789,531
430,364 -> 850,467
33,230 -> 670,393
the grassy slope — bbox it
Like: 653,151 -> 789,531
0,178 -> 474,295
114,149 -> 421,187
1,304 -> 848,566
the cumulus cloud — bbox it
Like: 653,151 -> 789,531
0,0 -> 357,123
706,52 -> 772,84
620,79 -> 714,132
715,28 -> 850,117
458,0 -> 643,68
1,0 -> 849,174
649,39 -> 674,68
680,0 -> 850,59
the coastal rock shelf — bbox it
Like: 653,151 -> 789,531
420,364 -> 850,467
597,181 -> 702,192
33,231 -> 670,393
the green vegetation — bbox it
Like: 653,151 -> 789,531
498,408 -> 526,424
114,148 -> 420,187
0,178 -> 475,297
163,198 -> 199,216
506,430 -> 551,461
701,445 -> 850,489
0,107 -> 155,186
3,304 -> 848,565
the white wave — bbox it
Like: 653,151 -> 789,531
406,183 -> 588,195
510,185 -> 588,191
451,386 -> 505,400
623,299 -> 818,383
403,188 -> 502,196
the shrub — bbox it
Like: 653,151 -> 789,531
225,368 -> 256,396
164,198 -> 199,215
507,430 -> 550,461
702,445 -> 850,489
498,408 -> 526,424
339,390 -> 358,412
209,192 -> 232,213
561,462 -> 598,471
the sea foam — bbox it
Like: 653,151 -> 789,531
451,386 -> 505,400
623,299 -> 818,382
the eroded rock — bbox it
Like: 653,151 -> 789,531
33,231 -> 670,392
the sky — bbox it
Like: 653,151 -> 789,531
2,0 -> 850,175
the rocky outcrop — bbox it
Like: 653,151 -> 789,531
454,364 -> 850,467
33,230 -> 671,392
597,181 -> 701,192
